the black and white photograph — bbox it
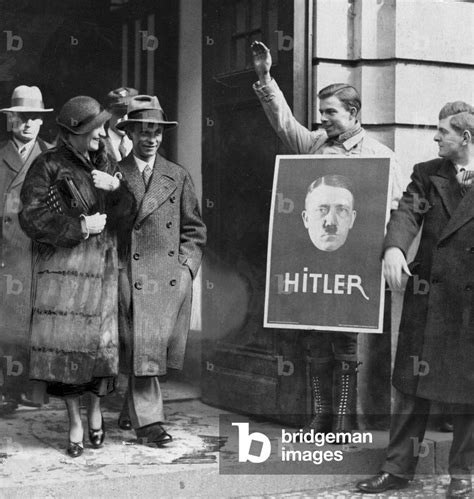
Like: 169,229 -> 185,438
0,0 -> 473,498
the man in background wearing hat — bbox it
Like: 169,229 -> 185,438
0,85 -> 53,414
116,95 -> 206,445
103,87 -> 138,162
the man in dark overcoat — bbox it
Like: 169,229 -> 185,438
356,101 -> 474,498
0,85 -> 53,414
116,95 -> 206,445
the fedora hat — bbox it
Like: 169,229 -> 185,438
0,85 -> 53,113
56,96 -> 111,135
106,87 -> 139,114
116,95 -> 178,131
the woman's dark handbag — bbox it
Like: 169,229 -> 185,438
46,176 -> 92,217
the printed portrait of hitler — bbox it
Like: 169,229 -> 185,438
301,174 -> 357,252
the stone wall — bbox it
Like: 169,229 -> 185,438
311,0 -> 473,419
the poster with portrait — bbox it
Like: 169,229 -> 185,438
264,155 -> 391,333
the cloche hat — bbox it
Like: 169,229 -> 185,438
56,96 -> 111,135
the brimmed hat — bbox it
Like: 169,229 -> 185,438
106,87 -> 139,114
0,85 -> 53,113
116,95 -> 178,131
56,96 -> 111,135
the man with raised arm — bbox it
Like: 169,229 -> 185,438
252,41 -> 402,434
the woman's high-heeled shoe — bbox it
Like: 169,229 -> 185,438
67,441 -> 84,458
88,416 -> 105,448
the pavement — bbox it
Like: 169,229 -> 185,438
0,379 -> 469,498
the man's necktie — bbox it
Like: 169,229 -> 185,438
142,164 -> 152,188
456,169 -> 474,196
118,136 -> 128,159
19,145 -> 28,162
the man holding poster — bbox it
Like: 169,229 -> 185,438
252,41 -> 401,434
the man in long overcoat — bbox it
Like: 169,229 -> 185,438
356,102 -> 474,498
116,95 -> 206,445
0,85 -> 53,413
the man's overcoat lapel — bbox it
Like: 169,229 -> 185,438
137,154 -> 177,223
429,160 -> 474,243
1,140 -> 23,189
120,153 -> 146,208
429,160 -> 461,218
10,140 -> 43,190
438,188 -> 474,243
120,153 -> 177,223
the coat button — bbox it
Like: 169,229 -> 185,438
133,253 -> 140,260
466,285 -> 473,291
168,250 -> 175,257
134,223 -> 141,231
170,279 -> 177,286
134,281 -> 142,290
4,216 -> 11,224
170,196 -> 176,203
166,221 -> 172,228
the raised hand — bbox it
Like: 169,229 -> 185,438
251,41 -> 272,84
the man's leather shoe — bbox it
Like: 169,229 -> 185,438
18,394 -> 42,408
0,398 -> 18,415
447,478 -> 472,498
136,423 -> 172,447
118,415 -> 132,431
356,472 -> 409,493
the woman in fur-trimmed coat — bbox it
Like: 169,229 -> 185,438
19,96 -> 135,458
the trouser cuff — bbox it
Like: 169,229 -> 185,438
382,463 -> 414,481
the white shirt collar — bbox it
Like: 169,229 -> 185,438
455,161 -> 474,173
134,154 -> 156,173
341,128 -> 366,151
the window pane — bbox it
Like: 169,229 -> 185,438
235,0 -> 247,33
234,36 -> 246,70
251,0 -> 262,30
